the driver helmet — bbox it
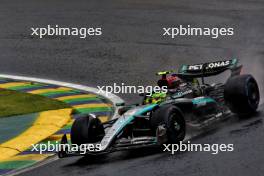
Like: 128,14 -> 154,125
158,75 -> 182,89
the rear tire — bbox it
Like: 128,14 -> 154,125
151,105 -> 185,143
224,74 -> 260,116
71,115 -> 105,146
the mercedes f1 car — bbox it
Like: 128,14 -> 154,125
58,59 -> 260,157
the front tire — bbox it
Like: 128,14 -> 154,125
151,105 -> 185,143
224,74 -> 260,116
71,114 -> 105,146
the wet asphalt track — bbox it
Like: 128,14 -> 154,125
0,0 -> 264,175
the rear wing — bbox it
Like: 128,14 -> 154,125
177,59 -> 242,79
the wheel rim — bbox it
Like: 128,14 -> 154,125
170,113 -> 185,139
174,121 -> 181,131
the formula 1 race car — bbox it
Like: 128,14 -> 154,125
58,59 -> 260,157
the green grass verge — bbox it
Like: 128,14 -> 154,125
0,89 -> 71,118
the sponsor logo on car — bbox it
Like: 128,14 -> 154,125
187,60 -> 231,71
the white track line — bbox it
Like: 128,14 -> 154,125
7,156 -> 59,176
0,74 -> 124,114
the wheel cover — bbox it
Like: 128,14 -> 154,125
169,113 -> 185,140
